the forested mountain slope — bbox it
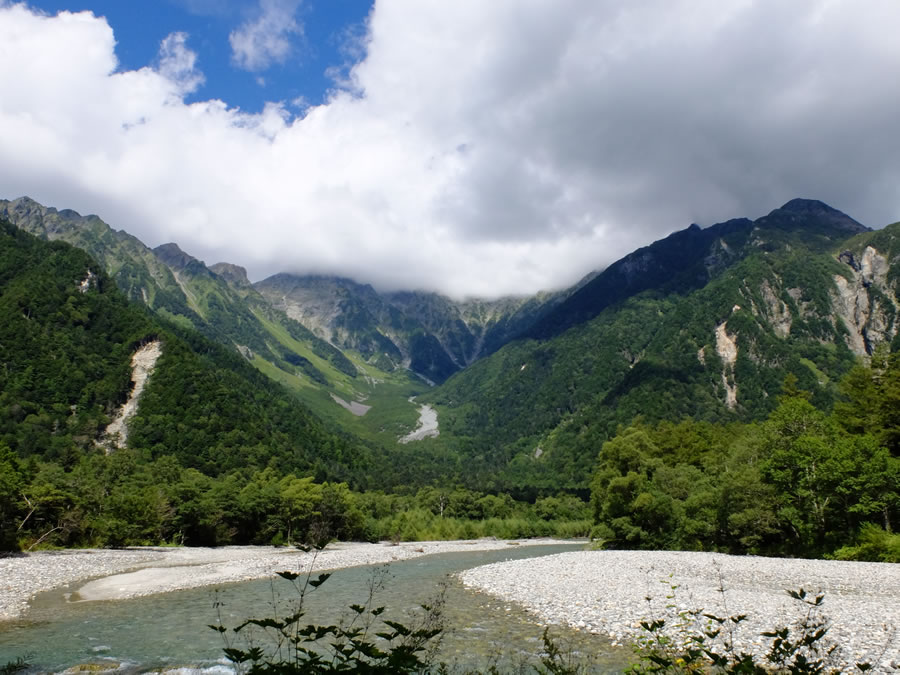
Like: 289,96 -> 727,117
0,197 -> 434,439
0,198 -> 347,376
423,200 -> 899,494
6,194 -> 899,500
1,197 -> 564,440
0,219 -> 373,484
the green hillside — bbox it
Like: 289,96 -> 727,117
0,197 -> 432,444
0,219 -> 595,550
0,219 -> 373,482
3,199 -> 898,561
421,201 -> 897,495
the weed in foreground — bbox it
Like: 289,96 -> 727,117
211,543 -> 445,674
626,578 -> 877,674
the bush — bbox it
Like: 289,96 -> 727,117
831,523 -> 900,563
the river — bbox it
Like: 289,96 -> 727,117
0,544 -> 630,673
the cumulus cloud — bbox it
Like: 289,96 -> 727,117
229,0 -> 303,71
1,1 -> 900,299
157,31 -> 204,96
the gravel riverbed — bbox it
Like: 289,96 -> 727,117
0,539 -> 558,622
460,550 -> 900,672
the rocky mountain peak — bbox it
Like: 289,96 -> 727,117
153,242 -> 198,271
762,198 -> 869,234
210,262 -> 251,287
6,195 -> 48,215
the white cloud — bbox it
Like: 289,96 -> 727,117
229,0 -> 302,72
1,1 -> 900,299
157,31 -> 204,96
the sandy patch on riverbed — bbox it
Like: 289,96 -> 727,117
0,539 -> 562,620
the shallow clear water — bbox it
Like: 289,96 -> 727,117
0,543 -> 630,673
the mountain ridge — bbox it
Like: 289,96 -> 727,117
420,200 -> 892,494
526,199 -> 870,341
5,193 -> 898,495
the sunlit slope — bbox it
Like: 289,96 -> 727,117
422,200 -> 897,493
1,196 -> 429,442
0,218 -> 374,485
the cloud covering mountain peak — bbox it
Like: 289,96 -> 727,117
1,1 -> 899,298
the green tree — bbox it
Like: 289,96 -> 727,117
761,397 -> 849,552
279,474 -> 322,544
0,444 -> 25,551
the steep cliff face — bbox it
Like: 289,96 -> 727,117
759,279 -> 793,338
254,274 -> 561,383
831,246 -> 898,355
699,235 -> 900,411
737,238 -> 899,364
715,315 -> 739,410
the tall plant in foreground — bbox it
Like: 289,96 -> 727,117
210,544 -> 445,674
627,586 -> 875,674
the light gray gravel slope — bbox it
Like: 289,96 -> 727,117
460,550 -> 900,672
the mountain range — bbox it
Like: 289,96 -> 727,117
3,195 -> 899,495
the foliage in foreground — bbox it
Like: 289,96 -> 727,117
627,586 -> 877,674
0,657 -> 29,675
216,555 -> 894,675
211,546 -> 446,674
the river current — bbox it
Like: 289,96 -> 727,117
0,543 -> 632,673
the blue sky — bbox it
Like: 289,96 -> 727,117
2,1 -> 900,298
25,0 -> 372,114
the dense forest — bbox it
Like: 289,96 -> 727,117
589,363 -> 900,561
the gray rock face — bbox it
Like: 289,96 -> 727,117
254,273 -> 558,382
210,261 -> 251,287
831,246 -> 898,355
101,341 -> 163,452
153,242 -> 199,271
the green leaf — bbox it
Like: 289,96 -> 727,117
308,572 -> 331,588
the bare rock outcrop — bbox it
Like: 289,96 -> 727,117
760,279 -> 792,338
831,246 -> 897,356
101,340 -> 162,452
715,318 -> 738,410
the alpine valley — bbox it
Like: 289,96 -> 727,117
1,195 -> 899,559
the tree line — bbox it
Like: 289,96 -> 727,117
589,355 -> 900,561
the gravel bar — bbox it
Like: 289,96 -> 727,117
0,538 -> 561,621
460,550 -> 900,672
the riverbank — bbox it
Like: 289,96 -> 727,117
0,538 -> 560,621
460,550 -> 900,672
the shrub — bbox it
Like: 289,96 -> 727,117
212,545 -> 445,674
831,523 -> 900,563
627,586 -> 874,674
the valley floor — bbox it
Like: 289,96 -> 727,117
460,550 -> 900,672
0,538 -> 560,621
